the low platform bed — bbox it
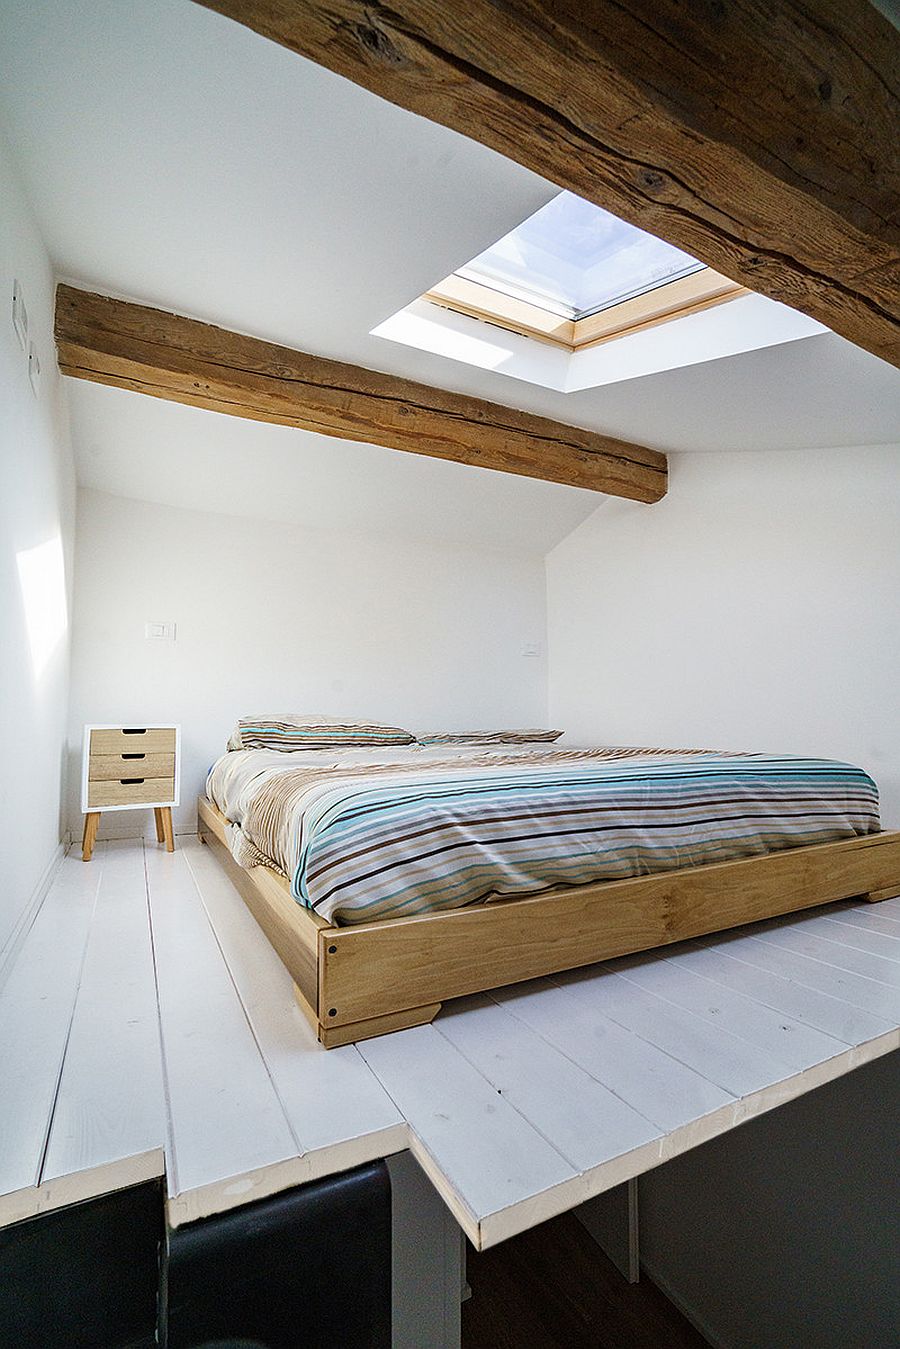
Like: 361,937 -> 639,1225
197,795 -> 900,1048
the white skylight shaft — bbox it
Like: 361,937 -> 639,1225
462,190 -> 705,317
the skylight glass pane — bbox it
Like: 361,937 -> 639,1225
460,191 -> 705,317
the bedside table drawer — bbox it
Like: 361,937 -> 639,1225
82,723 -> 181,860
89,752 -> 175,781
90,728 -> 176,755
87,777 -> 175,809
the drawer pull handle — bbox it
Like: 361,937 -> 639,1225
121,753 -> 145,760
122,728 -> 148,735
120,778 -> 145,785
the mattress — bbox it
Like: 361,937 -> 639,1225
206,744 -> 881,925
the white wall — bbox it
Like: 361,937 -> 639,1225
0,128 -> 76,957
387,1151 -> 462,1349
547,445 -> 900,827
639,1052 -> 900,1349
68,489 -> 549,838
547,444 -> 900,1346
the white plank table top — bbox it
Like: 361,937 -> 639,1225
1,840 -> 896,1247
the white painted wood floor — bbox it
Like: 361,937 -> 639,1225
2,837 -> 898,1248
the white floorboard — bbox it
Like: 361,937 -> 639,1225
0,847 -> 103,1225
0,842 -> 65,988
785,912 -> 900,964
1,838 -> 896,1251
859,895 -> 900,923
550,965 -> 799,1098
751,921 -> 900,986
184,838 -> 408,1170
495,975 -> 733,1133
704,929 -> 900,1023
611,950 -> 847,1070
687,937 -> 898,1040
435,993 -> 662,1172
836,905 -> 900,938
359,1021 -> 582,1237
40,841 -> 165,1210
145,844 -> 305,1224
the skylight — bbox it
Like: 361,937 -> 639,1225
370,187 -> 806,390
458,191 -> 705,319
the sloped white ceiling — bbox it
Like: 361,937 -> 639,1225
0,0 -> 897,551
69,381 -> 601,552
0,0 -> 555,377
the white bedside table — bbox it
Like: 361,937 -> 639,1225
81,724 -> 181,861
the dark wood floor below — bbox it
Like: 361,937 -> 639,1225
462,1210 -> 709,1349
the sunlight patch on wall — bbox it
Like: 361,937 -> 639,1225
17,534 -> 68,680
374,293 -> 825,394
371,305 -> 517,371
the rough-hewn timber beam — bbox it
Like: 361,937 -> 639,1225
195,0 -> 900,367
54,286 -> 667,501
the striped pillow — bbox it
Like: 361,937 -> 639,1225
416,729 -> 564,746
229,715 -> 415,752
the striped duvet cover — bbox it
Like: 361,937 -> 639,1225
206,745 -> 881,926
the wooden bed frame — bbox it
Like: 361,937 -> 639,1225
197,795 -> 900,1048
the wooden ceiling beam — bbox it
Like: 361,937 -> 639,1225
54,286 -> 667,501
195,0 -> 900,367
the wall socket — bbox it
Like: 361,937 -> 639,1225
522,642 -> 542,658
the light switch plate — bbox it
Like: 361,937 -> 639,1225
27,342 -> 40,395
12,280 -> 27,351
145,621 -> 176,641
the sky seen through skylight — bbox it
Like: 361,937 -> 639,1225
460,191 -> 705,317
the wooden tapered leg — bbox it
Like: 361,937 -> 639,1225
160,806 -> 175,853
292,983 -> 442,1048
153,807 -> 165,842
318,1002 -> 442,1048
82,813 -> 100,862
865,886 -> 900,902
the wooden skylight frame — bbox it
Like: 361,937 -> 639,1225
424,267 -> 748,352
